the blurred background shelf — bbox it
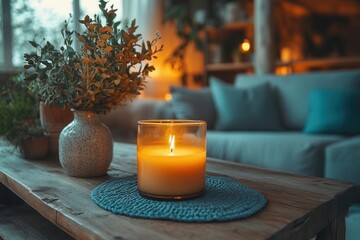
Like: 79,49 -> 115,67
206,62 -> 253,72
204,56 -> 360,83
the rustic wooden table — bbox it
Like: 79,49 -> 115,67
0,142 -> 359,240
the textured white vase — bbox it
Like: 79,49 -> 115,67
59,110 -> 113,177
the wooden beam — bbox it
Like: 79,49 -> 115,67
316,213 -> 346,240
0,203 -> 73,240
1,0 -> 12,68
292,0 -> 360,16
254,0 -> 275,74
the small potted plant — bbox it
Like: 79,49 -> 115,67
5,120 -> 49,159
0,83 -> 49,159
23,19 -> 76,156
23,0 -> 162,177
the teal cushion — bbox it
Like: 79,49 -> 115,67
210,77 -> 282,131
235,70 -> 360,130
304,89 -> 360,134
170,86 -> 216,129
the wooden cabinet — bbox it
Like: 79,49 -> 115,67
201,0 -> 360,84
205,20 -> 253,62
203,1 -> 255,83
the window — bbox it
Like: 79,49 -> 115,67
80,0 -> 122,19
11,0 -> 72,66
0,0 -> 122,68
0,0 -> 4,66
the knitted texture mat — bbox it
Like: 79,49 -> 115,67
90,176 -> 267,222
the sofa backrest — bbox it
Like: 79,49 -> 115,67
235,70 -> 360,130
101,99 -> 174,142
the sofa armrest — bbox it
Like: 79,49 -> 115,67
325,136 -> 360,184
100,99 -> 174,142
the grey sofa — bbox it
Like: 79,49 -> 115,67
101,70 -> 360,239
207,70 -> 360,178
102,70 -> 360,178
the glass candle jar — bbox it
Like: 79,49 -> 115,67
137,120 -> 207,200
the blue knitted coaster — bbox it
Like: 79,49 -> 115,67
91,176 -> 267,222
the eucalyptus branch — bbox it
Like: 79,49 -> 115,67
23,1 -> 162,114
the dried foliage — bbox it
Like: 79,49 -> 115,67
23,0 -> 162,114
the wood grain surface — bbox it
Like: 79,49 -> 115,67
1,142 -> 359,240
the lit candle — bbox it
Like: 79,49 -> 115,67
137,120 -> 207,199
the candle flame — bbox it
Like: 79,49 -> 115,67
169,135 -> 175,152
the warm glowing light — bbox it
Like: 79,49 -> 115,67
239,39 -> 251,53
137,120 -> 206,198
281,47 -> 292,62
169,135 -> 175,152
164,93 -> 172,101
276,66 -> 292,75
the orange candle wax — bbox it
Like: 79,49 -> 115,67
137,145 -> 206,197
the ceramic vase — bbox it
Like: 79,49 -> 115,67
59,110 -> 113,177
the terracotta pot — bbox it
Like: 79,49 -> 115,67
39,103 -> 73,157
59,110 -> 113,177
21,136 -> 49,159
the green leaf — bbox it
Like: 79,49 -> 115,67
28,41 -> 39,48
24,73 -> 38,82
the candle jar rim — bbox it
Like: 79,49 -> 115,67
138,119 -> 206,126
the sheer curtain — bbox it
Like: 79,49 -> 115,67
122,0 -> 159,41
121,0 -> 182,98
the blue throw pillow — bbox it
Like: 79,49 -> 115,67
209,77 -> 283,131
304,89 -> 360,135
170,86 -> 216,129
